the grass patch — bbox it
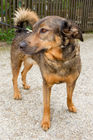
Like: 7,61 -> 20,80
0,29 -> 15,44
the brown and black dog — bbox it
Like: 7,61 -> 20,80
11,9 -> 39,99
11,9 -> 83,131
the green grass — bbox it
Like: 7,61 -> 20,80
0,29 -> 15,44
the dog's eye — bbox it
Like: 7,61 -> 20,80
40,28 -> 48,33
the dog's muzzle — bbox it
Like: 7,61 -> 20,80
19,41 -> 38,54
20,41 -> 27,49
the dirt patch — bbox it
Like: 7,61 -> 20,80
0,41 -> 10,47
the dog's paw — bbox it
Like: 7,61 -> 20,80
68,105 -> 77,113
41,119 -> 50,131
23,84 -> 30,90
14,93 -> 22,100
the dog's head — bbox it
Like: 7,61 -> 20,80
19,16 -> 83,57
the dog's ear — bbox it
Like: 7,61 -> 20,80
61,20 -> 84,41
70,25 -> 83,41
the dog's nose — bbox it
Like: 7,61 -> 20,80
20,41 -> 27,49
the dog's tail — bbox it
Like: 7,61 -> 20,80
14,8 -> 39,32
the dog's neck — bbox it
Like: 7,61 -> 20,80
44,39 -> 78,62
45,47 -> 63,61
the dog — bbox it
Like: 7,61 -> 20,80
11,8 -> 39,100
11,8 -> 83,131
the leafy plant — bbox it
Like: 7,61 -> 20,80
0,29 -> 15,44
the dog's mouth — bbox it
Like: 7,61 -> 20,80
19,41 -> 46,55
19,41 -> 37,54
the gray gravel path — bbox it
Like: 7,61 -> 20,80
0,34 -> 93,140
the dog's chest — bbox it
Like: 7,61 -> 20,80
43,70 -> 80,86
41,55 -> 81,85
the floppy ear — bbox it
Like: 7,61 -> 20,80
70,25 -> 84,41
61,21 -> 84,41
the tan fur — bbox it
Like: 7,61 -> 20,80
14,8 -> 39,26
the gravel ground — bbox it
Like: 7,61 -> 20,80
0,34 -> 93,140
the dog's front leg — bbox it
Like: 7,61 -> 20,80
66,81 -> 77,113
41,80 -> 51,131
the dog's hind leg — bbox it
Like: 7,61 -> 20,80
11,58 -> 22,100
21,57 -> 33,90
66,81 -> 77,113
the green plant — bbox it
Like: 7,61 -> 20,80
0,0 -> 9,15
0,25 -> 32,44
0,29 -> 15,44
